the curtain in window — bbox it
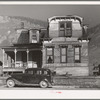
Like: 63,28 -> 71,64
46,47 -> 54,63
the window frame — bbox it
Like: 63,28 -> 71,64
67,45 -> 74,63
74,46 -> 81,63
46,46 -> 54,64
59,21 -> 72,37
60,46 -> 67,63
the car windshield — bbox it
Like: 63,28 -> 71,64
26,70 -> 34,74
43,70 -> 51,75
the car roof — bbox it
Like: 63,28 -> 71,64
25,68 -> 50,71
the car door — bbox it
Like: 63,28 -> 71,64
33,70 -> 42,84
22,70 -> 35,84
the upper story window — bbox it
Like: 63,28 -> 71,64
74,46 -> 81,63
60,47 -> 67,63
46,47 -> 54,64
59,21 -> 72,37
60,45 -> 81,63
29,29 -> 40,43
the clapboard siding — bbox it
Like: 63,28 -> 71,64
42,40 -> 89,76
42,16 -> 89,76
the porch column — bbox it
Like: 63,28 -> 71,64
10,57 -> 12,67
14,49 -> 17,67
7,54 -> 9,67
2,49 -> 5,68
26,49 -> 29,68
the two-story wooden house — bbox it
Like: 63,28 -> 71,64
2,25 -> 42,74
42,15 -> 89,76
1,15 -> 89,76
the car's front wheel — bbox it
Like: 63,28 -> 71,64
7,79 -> 15,88
39,81 -> 48,88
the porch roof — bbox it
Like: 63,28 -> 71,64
1,43 -> 42,51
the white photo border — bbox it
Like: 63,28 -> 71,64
0,1 -> 100,99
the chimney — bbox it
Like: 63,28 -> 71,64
20,22 -> 24,29
83,25 -> 88,34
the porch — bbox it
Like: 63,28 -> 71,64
2,44 -> 42,73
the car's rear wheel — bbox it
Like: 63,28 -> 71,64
7,79 -> 15,88
39,81 -> 48,88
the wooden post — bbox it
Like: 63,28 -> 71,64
7,54 -> 9,67
26,49 -> 29,69
14,49 -> 17,68
2,49 -> 5,68
10,57 -> 12,67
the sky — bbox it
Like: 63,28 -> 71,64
0,5 -> 100,27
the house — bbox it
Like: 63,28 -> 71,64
42,15 -> 89,76
1,15 -> 89,76
1,24 -> 43,74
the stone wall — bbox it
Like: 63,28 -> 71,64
43,66 -> 89,76
1,76 -> 100,88
53,76 -> 100,88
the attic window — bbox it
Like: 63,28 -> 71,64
60,23 -> 64,28
59,21 -> 72,37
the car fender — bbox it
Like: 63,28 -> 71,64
6,77 -> 22,85
43,78 -> 52,87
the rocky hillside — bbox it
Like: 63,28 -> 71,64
0,15 -> 47,61
87,24 -> 100,65
0,15 -> 100,65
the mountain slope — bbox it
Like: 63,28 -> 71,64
87,24 -> 100,64
0,15 -> 100,65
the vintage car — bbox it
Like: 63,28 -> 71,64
6,68 -> 54,88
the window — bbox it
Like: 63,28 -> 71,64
59,21 -> 72,37
36,70 -> 42,75
60,47 -> 67,63
46,47 -> 54,63
67,45 -> 74,63
32,34 -> 37,43
74,47 -> 81,63
27,70 -> 34,74
30,30 -> 37,43
43,70 -> 50,75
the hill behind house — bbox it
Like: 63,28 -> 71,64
0,15 -> 47,46
0,15 -> 47,61
0,15 -> 100,65
87,24 -> 100,65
